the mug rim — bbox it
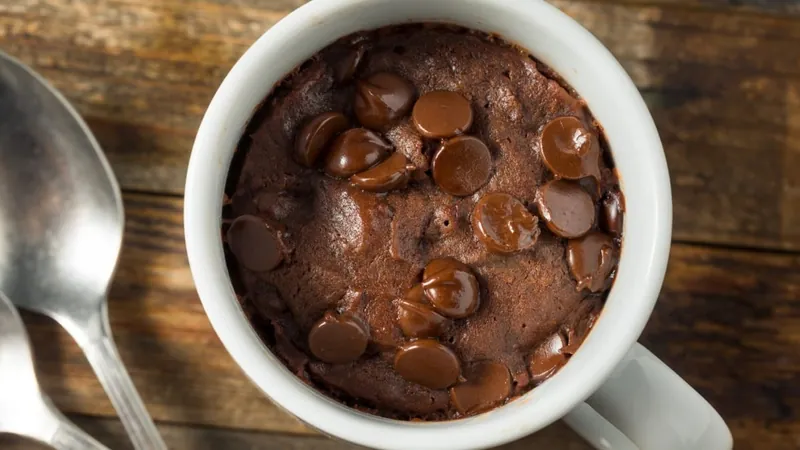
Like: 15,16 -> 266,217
184,0 -> 673,448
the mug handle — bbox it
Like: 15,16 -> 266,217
563,343 -> 733,450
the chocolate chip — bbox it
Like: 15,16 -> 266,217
396,297 -> 448,339
412,90 -> 473,138
422,258 -> 480,319
350,152 -> 413,192
449,361 -> 511,415
535,180 -> 595,239
472,192 -> 540,253
528,333 -> 567,384
540,116 -> 601,180
324,128 -> 392,178
354,72 -> 415,130
431,136 -> 492,196
600,190 -> 624,236
308,311 -> 369,364
394,339 -> 461,389
567,231 -> 617,292
294,112 -> 349,167
333,46 -> 365,83
225,215 -> 283,272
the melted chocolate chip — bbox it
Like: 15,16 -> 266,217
225,215 -> 283,272
397,298 -> 448,339
567,231 -> 617,292
333,46 -> 365,83
294,112 -> 350,167
529,333 -> 567,384
449,361 -> 511,415
394,339 -> 461,389
472,192 -> 540,253
431,136 -> 492,196
350,152 -> 413,192
355,72 -> 415,130
324,128 -> 392,178
412,91 -> 473,138
600,190 -> 624,236
540,116 -> 601,180
308,311 -> 370,364
535,180 -> 595,239
422,258 -> 480,319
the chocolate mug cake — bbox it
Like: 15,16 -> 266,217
222,24 -> 623,420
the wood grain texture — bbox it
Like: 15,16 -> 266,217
8,193 -> 796,449
0,415 -> 591,450
2,0 -> 800,250
582,0 -> 800,15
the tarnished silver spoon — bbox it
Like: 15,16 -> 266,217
0,51 -> 166,450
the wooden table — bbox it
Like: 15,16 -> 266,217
1,0 -> 799,448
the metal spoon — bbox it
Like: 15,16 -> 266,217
0,291 -> 110,450
0,52 -> 167,450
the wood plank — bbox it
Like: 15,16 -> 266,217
0,415 -> 590,450
581,0 -> 800,16
640,244 -> 800,450
1,1 -> 799,250
8,193 -> 797,449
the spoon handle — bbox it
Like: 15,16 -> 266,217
82,319 -> 167,450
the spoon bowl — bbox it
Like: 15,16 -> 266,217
0,52 -> 122,337
0,51 -> 166,450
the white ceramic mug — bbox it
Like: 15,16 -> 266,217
184,0 -> 733,448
